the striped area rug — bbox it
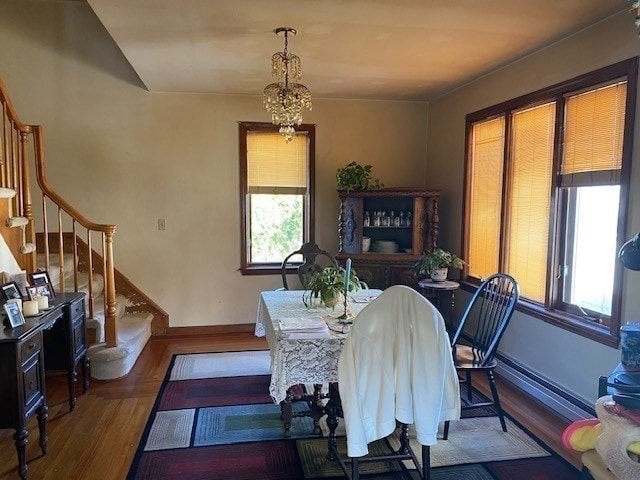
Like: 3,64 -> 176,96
127,350 -> 580,480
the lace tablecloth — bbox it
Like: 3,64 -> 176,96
255,289 -> 381,403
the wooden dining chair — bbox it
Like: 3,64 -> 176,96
442,273 -> 519,440
335,285 -> 461,479
280,242 -> 337,290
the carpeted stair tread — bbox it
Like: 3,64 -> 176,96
88,312 -> 152,379
0,187 -> 16,199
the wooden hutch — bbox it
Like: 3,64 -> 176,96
336,188 -> 440,289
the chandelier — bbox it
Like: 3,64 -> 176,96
263,27 -> 312,142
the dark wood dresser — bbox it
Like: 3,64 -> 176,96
0,292 -> 88,480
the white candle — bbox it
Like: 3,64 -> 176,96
36,295 -> 49,310
344,258 -> 352,292
23,300 -> 39,316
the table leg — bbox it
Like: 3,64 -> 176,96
67,367 -> 78,412
13,428 -> 28,480
280,390 -> 293,437
449,290 -> 456,330
37,404 -> 48,454
325,382 -> 341,461
81,355 -> 90,394
310,384 -> 323,436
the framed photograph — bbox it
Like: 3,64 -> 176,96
3,300 -> 25,328
26,284 -> 55,302
29,271 -> 53,289
1,282 -> 23,301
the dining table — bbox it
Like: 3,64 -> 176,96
255,288 -> 381,459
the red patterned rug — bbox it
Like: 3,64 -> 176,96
127,351 -> 580,480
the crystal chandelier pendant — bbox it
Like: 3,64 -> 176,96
263,27 -> 312,142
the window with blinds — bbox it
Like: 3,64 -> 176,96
239,123 -> 315,272
468,116 -> 505,279
463,58 -> 636,346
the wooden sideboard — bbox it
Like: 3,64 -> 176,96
337,188 -> 440,289
0,292 -> 88,480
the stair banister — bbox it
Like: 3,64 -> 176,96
31,127 -> 119,348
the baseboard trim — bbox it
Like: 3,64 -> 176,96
166,324 -> 256,336
495,352 -> 596,420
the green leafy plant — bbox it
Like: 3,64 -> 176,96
336,162 -> 384,192
303,266 -> 364,308
413,248 -> 466,276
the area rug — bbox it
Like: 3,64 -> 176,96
127,350 -> 580,480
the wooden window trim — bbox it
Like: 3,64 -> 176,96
461,57 -> 638,346
238,122 -> 316,275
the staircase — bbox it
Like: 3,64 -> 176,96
0,76 -> 167,379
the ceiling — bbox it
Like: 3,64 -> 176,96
87,0 -> 630,101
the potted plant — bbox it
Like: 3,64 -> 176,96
303,266 -> 363,308
413,248 -> 466,282
336,162 -> 384,192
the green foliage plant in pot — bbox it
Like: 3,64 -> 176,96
303,266 -> 364,309
336,162 -> 384,192
413,248 -> 466,282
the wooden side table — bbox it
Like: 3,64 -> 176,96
417,279 -> 460,330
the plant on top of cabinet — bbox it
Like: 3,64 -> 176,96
336,162 -> 384,192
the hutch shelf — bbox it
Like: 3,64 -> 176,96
336,188 -> 440,289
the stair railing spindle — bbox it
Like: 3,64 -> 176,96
86,230 -> 95,323
58,206 -> 64,294
42,195 -> 50,272
1,103 -> 7,186
72,220 -> 79,292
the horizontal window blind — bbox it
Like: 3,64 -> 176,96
507,102 -> 555,303
561,81 -> 626,186
247,132 -> 308,192
468,116 -> 505,279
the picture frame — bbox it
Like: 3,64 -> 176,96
0,281 -> 23,301
29,271 -> 53,289
3,300 -> 25,328
26,284 -> 55,302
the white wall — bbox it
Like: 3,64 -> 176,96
428,11 -> 640,404
0,1 -> 429,328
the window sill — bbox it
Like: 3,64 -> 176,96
240,264 -> 298,276
460,281 -> 619,348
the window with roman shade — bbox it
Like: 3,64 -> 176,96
240,123 -> 315,274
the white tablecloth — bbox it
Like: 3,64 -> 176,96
255,289 -> 381,403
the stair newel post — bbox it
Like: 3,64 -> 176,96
20,130 -> 36,272
104,229 -> 118,348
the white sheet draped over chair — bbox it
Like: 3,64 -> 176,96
338,285 -> 461,460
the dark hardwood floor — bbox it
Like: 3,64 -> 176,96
0,333 -> 582,480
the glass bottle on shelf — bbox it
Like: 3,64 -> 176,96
373,211 -> 381,227
406,211 -> 412,226
364,211 -> 370,227
398,211 -> 404,226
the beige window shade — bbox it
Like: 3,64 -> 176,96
247,132 -> 308,194
468,116 -> 505,279
561,81 -> 626,186
507,102 -> 555,303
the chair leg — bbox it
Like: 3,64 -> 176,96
442,420 -> 450,440
487,369 -> 507,432
352,457 -> 359,480
422,444 -> 430,480
465,371 -> 473,402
